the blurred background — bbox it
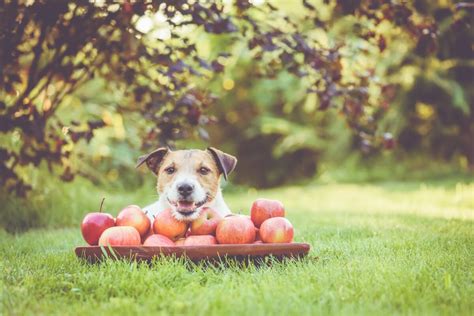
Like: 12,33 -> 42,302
1,0 -> 472,232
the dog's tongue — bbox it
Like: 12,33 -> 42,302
177,201 -> 195,211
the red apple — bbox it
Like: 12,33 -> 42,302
81,198 -> 115,245
98,226 -> 141,246
116,205 -> 150,238
259,217 -> 294,243
251,198 -> 285,228
190,207 -> 223,236
184,235 -> 217,246
153,208 -> 189,240
216,215 -> 256,244
175,238 -> 186,246
143,234 -> 175,247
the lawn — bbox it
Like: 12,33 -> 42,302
1,180 -> 473,315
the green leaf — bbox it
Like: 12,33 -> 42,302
430,73 -> 469,114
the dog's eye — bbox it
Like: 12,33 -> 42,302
164,167 -> 175,174
198,167 -> 210,175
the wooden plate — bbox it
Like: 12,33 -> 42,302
75,243 -> 311,263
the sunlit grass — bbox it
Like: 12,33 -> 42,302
1,179 -> 473,315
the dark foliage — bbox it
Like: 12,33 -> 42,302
385,1 -> 474,167
0,0 -> 440,194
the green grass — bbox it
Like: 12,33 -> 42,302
1,180 -> 473,315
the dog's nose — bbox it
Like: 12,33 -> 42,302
177,183 -> 194,197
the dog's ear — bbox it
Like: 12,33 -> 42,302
136,147 -> 169,175
207,147 -> 237,181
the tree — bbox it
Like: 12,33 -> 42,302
379,1 -> 474,168
0,0 -> 437,195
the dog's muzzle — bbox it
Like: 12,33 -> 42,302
169,198 -> 208,217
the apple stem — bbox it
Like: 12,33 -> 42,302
99,197 -> 105,213
152,214 -> 156,219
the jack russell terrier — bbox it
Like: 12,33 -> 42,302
137,147 -> 237,222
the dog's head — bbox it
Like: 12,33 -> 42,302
137,147 -> 237,221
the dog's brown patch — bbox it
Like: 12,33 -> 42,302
156,150 -> 220,200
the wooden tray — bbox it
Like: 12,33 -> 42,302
75,243 -> 310,263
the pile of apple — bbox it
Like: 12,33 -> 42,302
81,198 -> 295,247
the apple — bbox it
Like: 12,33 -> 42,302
98,226 -> 141,246
175,238 -> 186,246
259,217 -> 294,243
81,198 -> 115,245
116,205 -> 150,238
153,208 -> 189,240
143,234 -> 175,247
184,235 -> 217,246
250,198 -> 285,228
216,215 -> 256,244
190,207 -> 223,236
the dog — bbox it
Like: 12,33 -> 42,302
137,147 -> 237,222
